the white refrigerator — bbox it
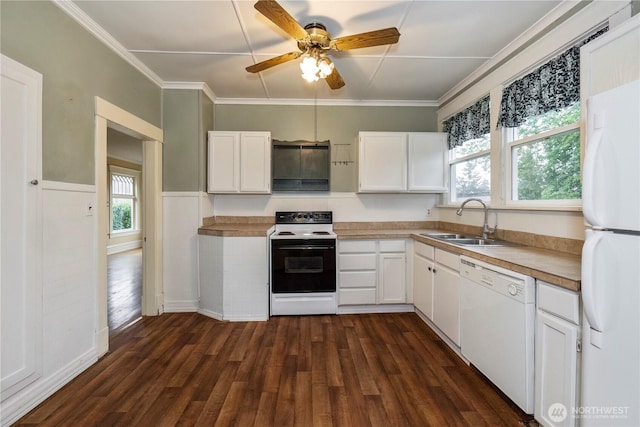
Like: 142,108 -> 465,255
581,77 -> 640,426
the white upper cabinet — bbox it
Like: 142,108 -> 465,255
207,131 -> 271,194
407,133 -> 447,192
358,131 -> 447,193
358,132 -> 407,192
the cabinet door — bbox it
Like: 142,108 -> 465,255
378,253 -> 406,304
358,132 -> 407,192
239,132 -> 271,193
413,253 -> 434,319
407,133 -> 447,192
208,131 -> 239,193
535,310 -> 579,427
433,264 -> 460,345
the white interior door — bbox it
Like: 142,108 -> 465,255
0,55 -> 43,400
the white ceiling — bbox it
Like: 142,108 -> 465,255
71,0 -> 563,104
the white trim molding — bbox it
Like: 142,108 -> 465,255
164,82 -> 216,104
214,97 -> 439,107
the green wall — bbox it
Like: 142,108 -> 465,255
214,104 -> 438,192
162,89 -> 214,192
0,0 -> 161,185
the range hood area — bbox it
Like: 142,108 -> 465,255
272,140 -> 330,191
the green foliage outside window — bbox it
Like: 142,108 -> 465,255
512,103 -> 581,201
112,202 -> 132,231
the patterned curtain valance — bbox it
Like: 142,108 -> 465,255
498,27 -> 608,128
442,95 -> 490,149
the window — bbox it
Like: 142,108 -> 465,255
449,134 -> 491,202
110,166 -> 140,234
505,103 -> 580,203
443,95 -> 491,202
497,26 -> 606,206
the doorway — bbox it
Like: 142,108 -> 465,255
95,97 -> 163,357
106,128 -> 144,334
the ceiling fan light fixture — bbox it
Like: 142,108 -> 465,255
317,58 -> 334,78
300,56 -> 320,82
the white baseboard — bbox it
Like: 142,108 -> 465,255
96,326 -> 109,358
337,304 -> 414,315
197,308 -> 223,321
0,348 -> 97,426
107,240 -> 142,255
224,314 -> 268,322
163,300 -> 199,313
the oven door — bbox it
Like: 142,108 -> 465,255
271,238 -> 336,293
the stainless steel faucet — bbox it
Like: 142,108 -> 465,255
456,198 -> 494,239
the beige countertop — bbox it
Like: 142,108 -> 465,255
198,218 -> 581,292
198,222 -> 274,237
336,227 -> 581,292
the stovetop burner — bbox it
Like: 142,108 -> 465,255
271,211 -> 335,240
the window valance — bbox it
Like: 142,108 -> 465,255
442,95 -> 490,149
498,27 -> 608,128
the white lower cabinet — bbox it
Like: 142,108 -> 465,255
535,281 -> 580,427
413,241 -> 435,319
338,239 -> 407,307
432,248 -> 461,346
198,235 -> 269,321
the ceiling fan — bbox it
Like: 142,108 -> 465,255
246,0 -> 401,89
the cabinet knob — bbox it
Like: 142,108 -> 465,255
30,179 -> 39,186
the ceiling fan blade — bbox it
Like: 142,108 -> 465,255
246,51 -> 302,73
332,27 -> 400,51
254,0 -> 308,40
325,64 -> 345,90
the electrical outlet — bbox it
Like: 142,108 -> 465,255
426,209 -> 432,216
86,201 -> 94,216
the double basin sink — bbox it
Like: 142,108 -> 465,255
422,233 -> 520,247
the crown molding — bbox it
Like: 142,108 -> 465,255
163,82 -> 216,103
52,0 -> 164,87
438,0 -> 591,107
213,97 -> 438,107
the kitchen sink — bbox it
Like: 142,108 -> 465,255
422,233 -> 474,240
421,233 -> 520,247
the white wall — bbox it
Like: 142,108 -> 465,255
210,192 -> 440,222
162,192 -> 201,312
2,182 -> 98,425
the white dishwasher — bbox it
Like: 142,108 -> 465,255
460,256 -> 535,414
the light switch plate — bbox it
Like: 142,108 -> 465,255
86,200 -> 94,216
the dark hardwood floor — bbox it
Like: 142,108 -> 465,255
15,312 -> 530,426
107,248 -> 142,333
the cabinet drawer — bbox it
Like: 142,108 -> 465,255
537,281 -> 580,324
339,288 -> 377,305
339,253 -> 377,270
379,239 -> 405,252
435,248 -> 459,271
339,271 -> 377,288
414,242 -> 434,260
339,240 -> 376,253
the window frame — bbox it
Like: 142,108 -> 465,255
448,136 -> 491,203
109,165 -> 141,235
503,118 -> 581,208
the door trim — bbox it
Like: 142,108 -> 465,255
95,97 -> 163,356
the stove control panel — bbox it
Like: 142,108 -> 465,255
275,211 -> 332,224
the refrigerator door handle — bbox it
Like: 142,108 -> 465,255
582,127 -> 604,227
582,230 -> 604,332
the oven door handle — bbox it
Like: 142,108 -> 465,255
276,245 -> 334,250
